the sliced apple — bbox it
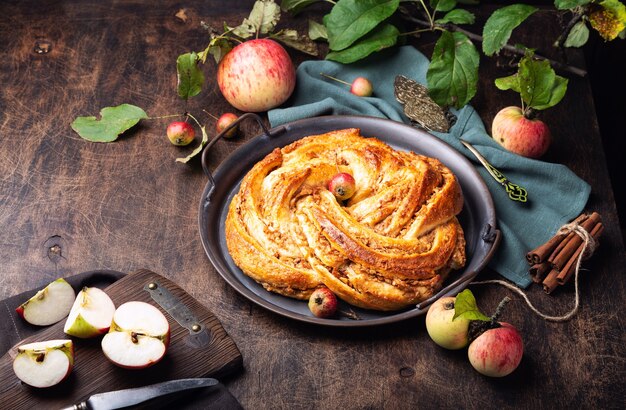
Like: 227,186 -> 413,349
63,287 -> 115,338
101,301 -> 170,369
16,278 -> 76,326
13,339 -> 74,388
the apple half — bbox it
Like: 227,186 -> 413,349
63,287 -> 115,338
101,301 -> 170,369
12,339 -> 74,388
16,278 -> 76,326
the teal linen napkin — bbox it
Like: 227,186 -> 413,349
268,46 -> 590,288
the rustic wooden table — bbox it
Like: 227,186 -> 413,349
1,1 -> 624,409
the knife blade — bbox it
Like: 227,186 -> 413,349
60,378 -> 219,410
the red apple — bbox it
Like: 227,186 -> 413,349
328,172 -> 356,201
216,113 -> 239,139
468,322 -> 523,377
350,77 -> 373,97
491,106 -> 551,158
166,121 -> 195,146
425,296 -> 470,350
217,39 -> 296,112
308,287 -> 338,318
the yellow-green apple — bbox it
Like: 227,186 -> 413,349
468,322 -> 524,377
308,287 -> 338,318
166,121 -> 195,146
101,301 -> 170,369
350,77 -> 373,97
425,296 -> 471,350
63,287 -> 115,338
12,339 -> 74,388
328,172 -> 356,201
16,278 -> 75,326
491,106 -> 551,158
216,113 -> 239,139
217,39 -> 296,112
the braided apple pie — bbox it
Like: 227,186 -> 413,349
225,128 -> 466,311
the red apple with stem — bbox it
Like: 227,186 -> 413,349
320,73 -> 373,97
468,322 -> 524,377
166,121 -> 195,146
492,106 -> 551,158
216,113 -> 239,139
217,39 -> 296,112
308,287 -> 338,318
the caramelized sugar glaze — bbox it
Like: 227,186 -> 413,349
225,129 -> 466,311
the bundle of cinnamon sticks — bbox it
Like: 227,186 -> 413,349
526,212 -> 603,294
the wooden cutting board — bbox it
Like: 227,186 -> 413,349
0,269 -> 243,409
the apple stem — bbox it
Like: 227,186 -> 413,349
523,107 -> 537,120
491,296 -> 511,323
203,109 -> 219,121
147,113 -> 184,120
320,73 -> 351,87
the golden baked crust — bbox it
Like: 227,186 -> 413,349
225,128 -> 466,311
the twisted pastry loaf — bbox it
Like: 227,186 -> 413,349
225,128 -> 466,311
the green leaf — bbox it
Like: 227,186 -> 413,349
326,0 -> 400,51
281,0 -> 325,15
482,4 -> 537,56
453,289 -> 490,321
426,31 -> 479,109
554,0 -> 591,10
435,9 -> 475,25
308,19 -> 328,41
270,29 -> 319,56
176,124 -> 209,163
564,20 -> 590,47
494,73 -> 521,93
71,104 -> 148,143
326,23 -> 399,64
518,55 -> 569,110
430,0 -> 457,12
177,52 -> 205,100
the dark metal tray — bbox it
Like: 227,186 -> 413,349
198,115 -> 500,327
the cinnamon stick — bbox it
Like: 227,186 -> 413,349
526,213 -> 587,264
550,212 -> 601,270
542,269 -> 560,294
529,262 -> 551,283
556,222 -> 604,285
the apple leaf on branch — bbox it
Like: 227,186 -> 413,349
435,9 -> 476,25
177,52 -> 205,100
325,0 -> 400,51
482,4 -> 538,56
270,29 -> 318,56
452,289 -> 491,322
426,30 -> 479,109
71,104 -> 148,143
231,0 -> 281,38
326,23 -> 400,64
495,52 -> 568,111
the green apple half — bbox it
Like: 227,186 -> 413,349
63,287 -> 115,338
13,339 -> 74,388
101,301 -> 170,369
16,278 -> 75,326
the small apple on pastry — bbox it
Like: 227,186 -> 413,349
16,278 -> 75,326
101,301 -> 170,369
12,339 -> 74,388
64,286 -> 116,338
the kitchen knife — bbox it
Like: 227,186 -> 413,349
60,377 -> 219,410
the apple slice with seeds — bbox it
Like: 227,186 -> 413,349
16,278 -> 75,326
13,339 -> 74,388
64,287 -> 115,338
101,301 -> 170,369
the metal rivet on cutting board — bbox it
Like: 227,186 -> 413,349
148,283 -> 158,290
191,324 -> 201,332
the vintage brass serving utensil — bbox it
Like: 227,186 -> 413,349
460,140 -> 528,203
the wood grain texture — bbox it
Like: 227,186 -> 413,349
0,269 -> 242,409
0,1 -> 624,409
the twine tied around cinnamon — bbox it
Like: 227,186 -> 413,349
471,212 -> 601,322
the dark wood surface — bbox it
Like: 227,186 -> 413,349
0,1 -> 624,409
0,269 -> 242,408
